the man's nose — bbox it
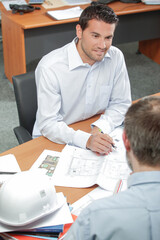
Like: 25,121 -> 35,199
98,39 -> 106,49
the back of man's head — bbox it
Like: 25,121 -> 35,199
124,96 -> 160,167
79,1 -> 119,31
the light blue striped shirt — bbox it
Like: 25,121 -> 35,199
65,171 -> 160,240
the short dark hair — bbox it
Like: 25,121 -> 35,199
124,96 -> 160,166
79,1 -> 119,31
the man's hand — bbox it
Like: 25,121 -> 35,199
86,126 -> 114,155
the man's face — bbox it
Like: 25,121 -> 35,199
76,19 -> 116,65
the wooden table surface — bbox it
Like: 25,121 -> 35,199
0,93 -> 160,203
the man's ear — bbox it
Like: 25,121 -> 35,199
76,24 -> 82,39
122,130 -> 131,152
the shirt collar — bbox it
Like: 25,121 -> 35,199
68,38 -> 86,70
128,171 -> 160,188
67,37 -> 111,70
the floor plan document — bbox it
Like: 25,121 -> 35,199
30,150 -> 61,177
53,127 -> 131,191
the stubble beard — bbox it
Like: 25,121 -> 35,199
81,43 -> 106,63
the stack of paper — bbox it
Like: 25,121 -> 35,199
6,224 -> 63,239
47,6 -> 83,20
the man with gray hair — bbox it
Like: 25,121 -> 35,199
65,96 -> 160,240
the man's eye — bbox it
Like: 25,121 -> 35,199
106,36 -> 113,40
93,35 -> 99,38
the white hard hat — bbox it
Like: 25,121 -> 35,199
0,171 -> 63,226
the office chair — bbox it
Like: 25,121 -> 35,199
12,71 -> 37,144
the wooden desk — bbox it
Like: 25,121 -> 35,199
0,1 -> 160,82
0,114 -> 99,204
0,92 -> 160,203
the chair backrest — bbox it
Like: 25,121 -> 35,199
12,72 -> 37,135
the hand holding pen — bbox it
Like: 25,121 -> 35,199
98,128 -> 117,150
86,126 -> 116,155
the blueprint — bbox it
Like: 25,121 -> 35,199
53,127 -> 131,191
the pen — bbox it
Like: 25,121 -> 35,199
98,128 -> 117,149
0,171 -> 17,175
111,143 -> 117,150
113,179 -> 123,195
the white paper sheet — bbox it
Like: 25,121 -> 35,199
47,7 -> 83,20
71,187 -> 113,216
53,127 -> 131,191
30,150 -> 61,178
0,154 -> 21,172
0,154 -> 21,186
